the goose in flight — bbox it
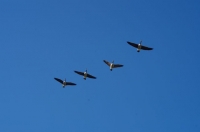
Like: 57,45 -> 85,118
103,60 -> 123,71
54,78 -> 76,88
127,41 -> 153,52
74,69 -> 96,80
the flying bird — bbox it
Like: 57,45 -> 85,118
103,60 -> 123,71
74,69 -> 96,80
127,40 -> 153,52
54,78 -> 76,88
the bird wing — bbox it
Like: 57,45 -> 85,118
103,60 -> 111,66
74,71 -> 84,76
113,64 -> 123,68
127,41 -> 138,48
66,82 -> 76,85
87,73 -> 96,79
54,78 -> 63,84
141,45 -> 153,50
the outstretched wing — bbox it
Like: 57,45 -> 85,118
74,71 -> 84,76
54,78 -> 63,84
87,73 -> 96,79
127,41 -> 138,48
113,64 -> 123,68
103,60 -> 111,66
66,82 -> 76,85
141,45 -> 153,50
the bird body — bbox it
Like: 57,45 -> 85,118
54,78 -> 76,88
103,60 -> 123,71
74,69 -> 96,80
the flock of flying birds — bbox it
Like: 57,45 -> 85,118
54,40 -> 153,88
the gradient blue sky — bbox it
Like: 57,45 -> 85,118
1,0 -> 200,132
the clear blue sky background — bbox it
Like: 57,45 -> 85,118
0,0 -> 200,131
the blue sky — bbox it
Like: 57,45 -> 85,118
0,0 -> 200,131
